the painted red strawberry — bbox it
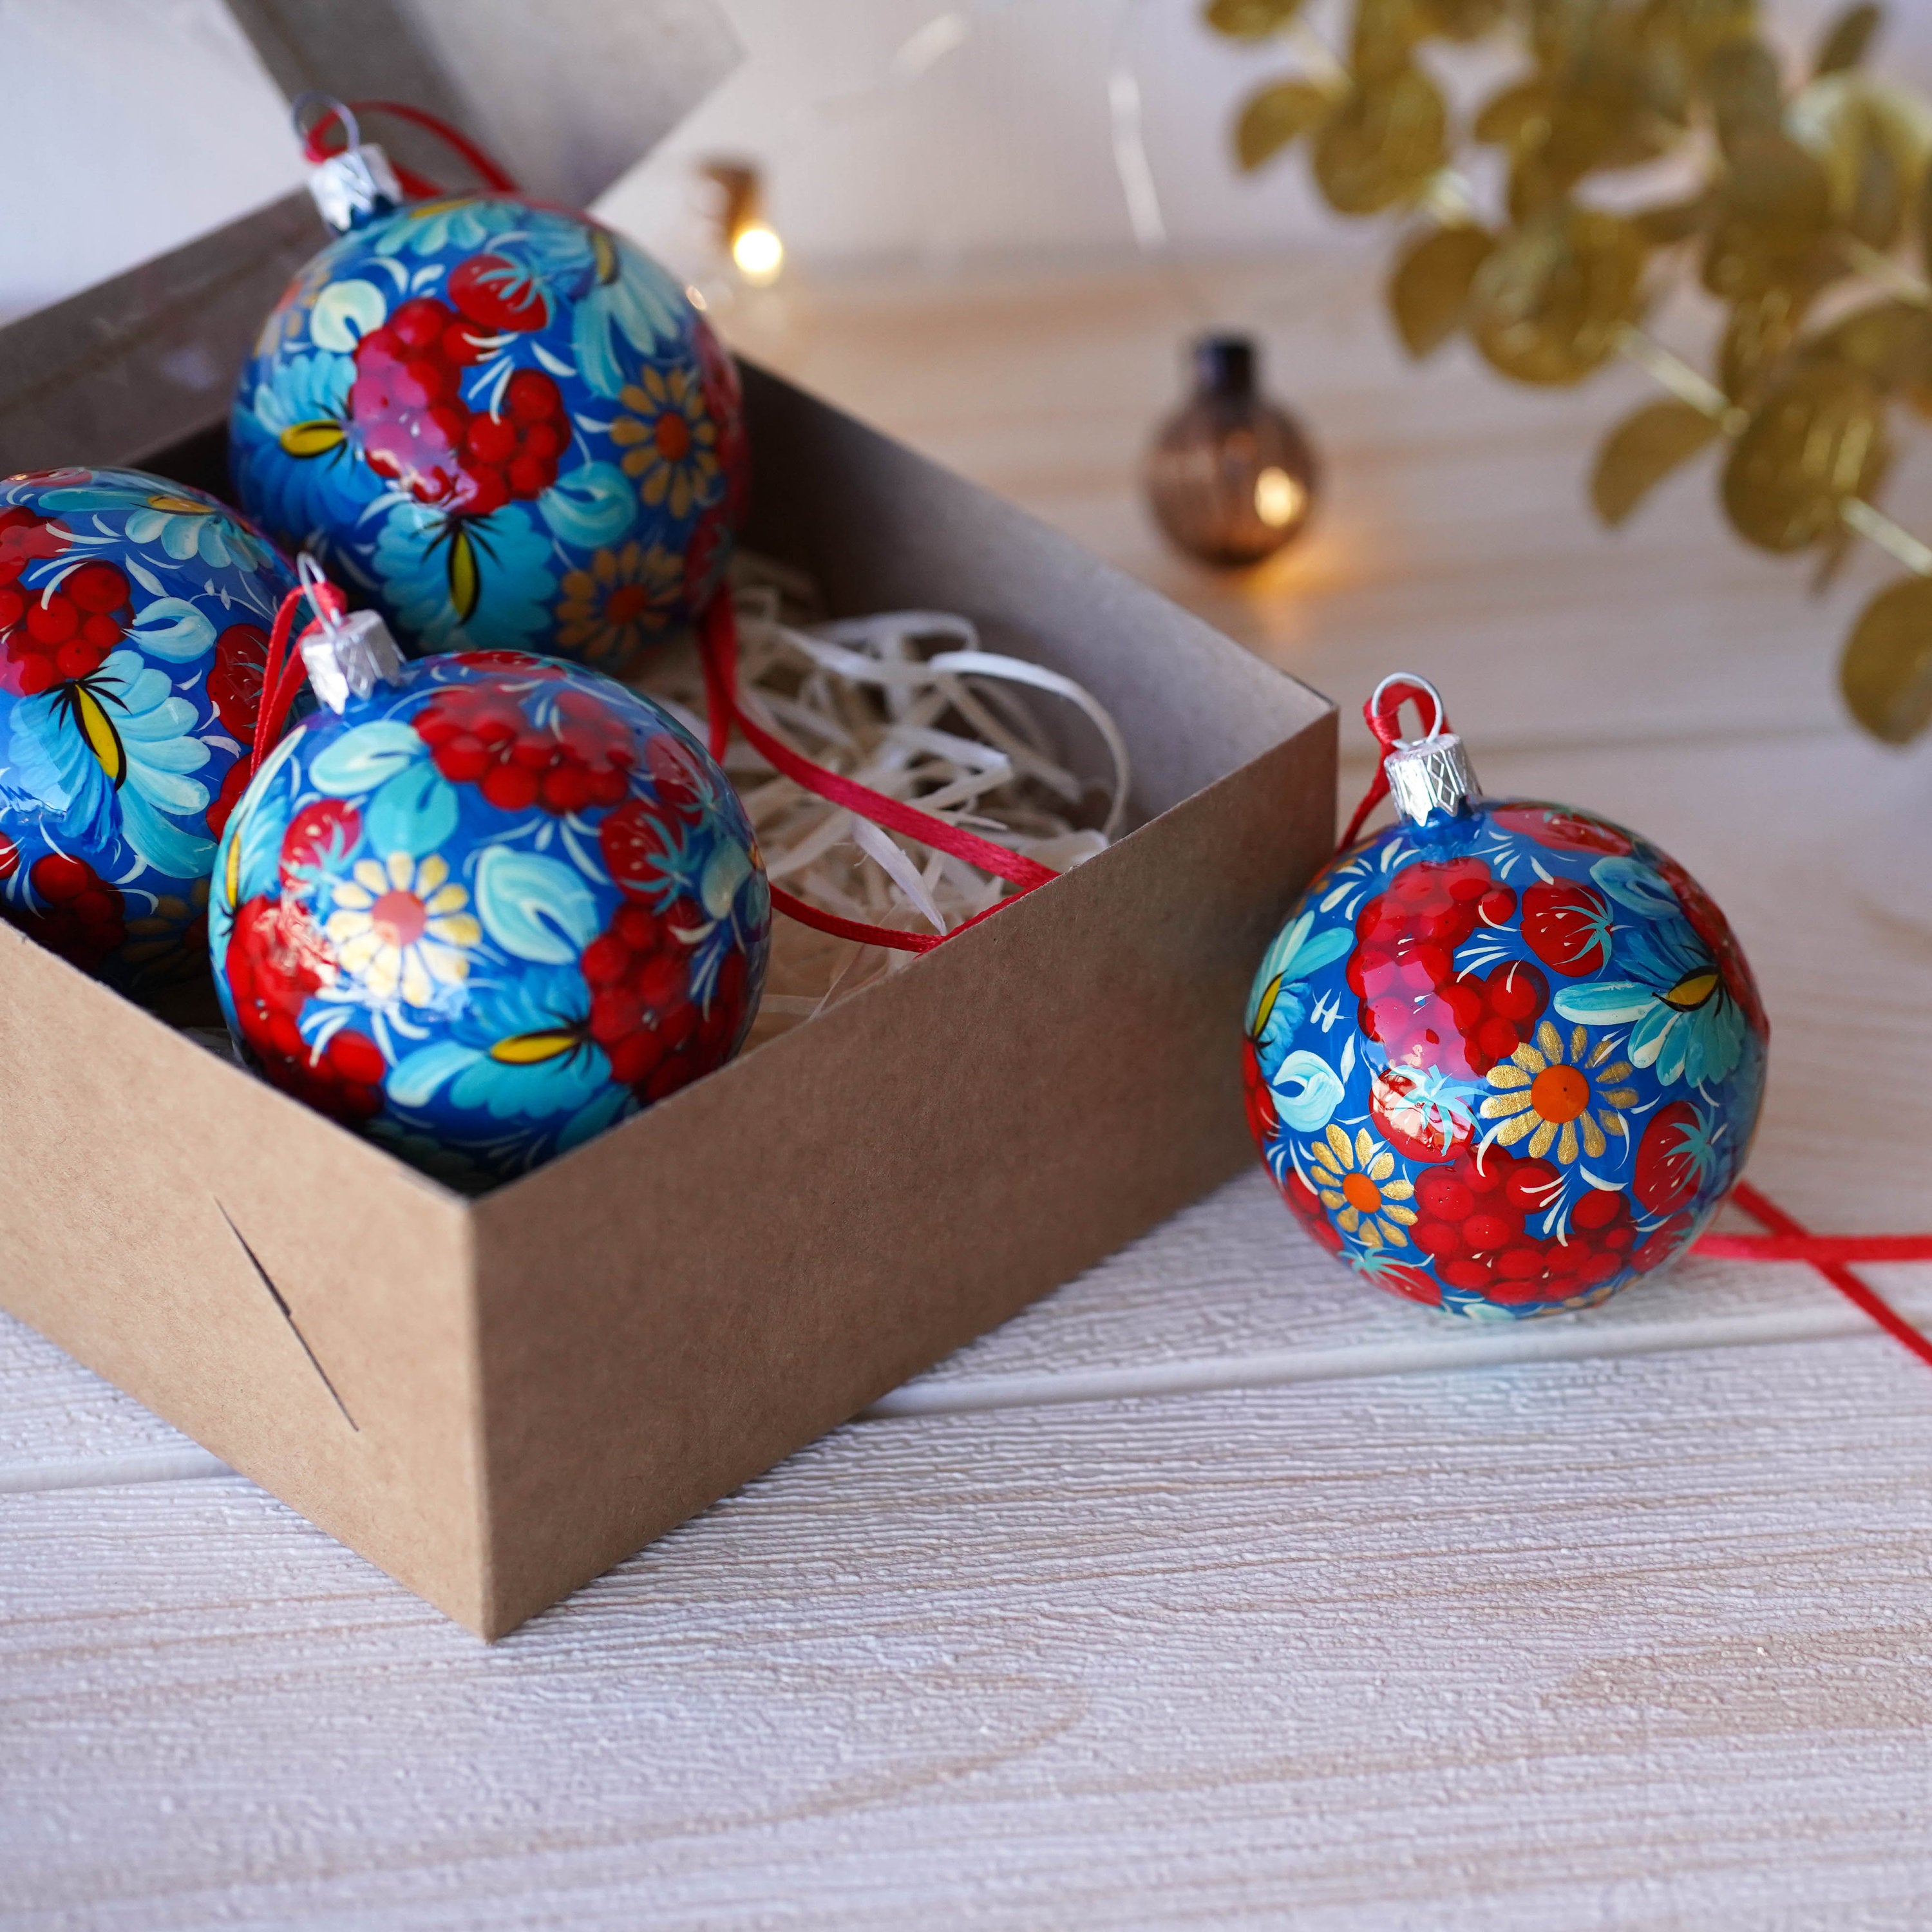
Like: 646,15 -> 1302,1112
1521,880 -> 1614,978
279,799 -> 363,886
1633,1100 -> 1711,1216
448,254 -> 551,333
1490,804 -> 1633,857
1242,1037 -> 1276,1148
209,621 -> 269,741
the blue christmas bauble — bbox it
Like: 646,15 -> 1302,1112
0,466 -> 298,992
1245,793 -> 1768,1318
230,193 -> 746,673
210,649 -> 770,1186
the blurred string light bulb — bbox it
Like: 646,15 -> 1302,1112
1144,334 -> 1318,568
701,160 -> 784,286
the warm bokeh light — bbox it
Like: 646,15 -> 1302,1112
1253,465 -> 1304,529
732,223 -> 784,285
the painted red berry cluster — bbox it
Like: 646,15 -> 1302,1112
0,508 -> 130,697
412,682 -> 634,814
1347,858 -> 1549,1081
9,853 -> 127,970
1408,1146 -> 1657,1305
350,292 -> 566,517
223,893 -> 384,1123
579,897 -> 749,1104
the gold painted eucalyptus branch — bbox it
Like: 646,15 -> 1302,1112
1208,0 -> 1932,743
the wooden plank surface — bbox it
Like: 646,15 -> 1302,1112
5,248 -> 1932,1927
8,1345 -> 1932,1929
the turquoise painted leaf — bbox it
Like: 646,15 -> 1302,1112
365,764 -> 459,858
474,846 -> 601,964
127,597 -> 215,663
538,462 -> 636,551
308,720 -> 426,797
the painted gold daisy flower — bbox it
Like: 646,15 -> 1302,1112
1308,1124 -> 1417,1250
611,366 -> 719,520
1480,1019 -> 1638,1165
554,540 -> 683,667
325,851 -> 482,1007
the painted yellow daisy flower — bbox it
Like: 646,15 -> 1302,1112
553,540 -> 683,667
325,851 -> 482,1008
611,366 -> 719,520
1308,1124 -> 1417,1250
1479,1019 -> 1639,1166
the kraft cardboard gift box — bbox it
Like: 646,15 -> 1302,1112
0,9 -> 1336,1639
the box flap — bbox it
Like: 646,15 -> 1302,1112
222,0 -> 741,208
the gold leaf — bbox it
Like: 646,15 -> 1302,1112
1468,207 -> 1649,386
1719,366 -> 1888,551
1473,78 -> 1548,148
1312,67 -> 1448,214
1814,3 -> 1883,77
1703,38 -> 1786,158
1416,0 -> 1505,40
1701,130 -> 1833,301
1351,0 -> 1423,82
1235,78 -> 1332,171
1802,299 -> 1932,390
1841,574 -> 1932,743
1591,400 -> 1722,526
1719,282 -> 1814,402
1633,194 -> 1712,246
1202,0 -> 1305,41
1388,224 -> 1494,357
1658,0 -> 1757,70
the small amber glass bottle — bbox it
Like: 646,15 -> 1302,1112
1143,334 -> 1318,567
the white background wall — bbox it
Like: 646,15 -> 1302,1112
5,0 -> 1932,320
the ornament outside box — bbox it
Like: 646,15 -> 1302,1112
0,37 -> 1336,1627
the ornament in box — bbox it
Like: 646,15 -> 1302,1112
211,602 -> 770,1187
0,468 -> 298,991
1245,678 -> 1768,1318
231,119 -> 746,674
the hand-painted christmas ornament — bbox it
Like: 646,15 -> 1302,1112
231,112 -> 747,676
1244,676 -> 1768,1320
211,605 -> 770,1186
0,467 -> 298,992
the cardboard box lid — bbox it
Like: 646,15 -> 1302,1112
220,0 -> 741,209
0,0 -> 739,477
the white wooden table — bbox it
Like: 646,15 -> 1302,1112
8,249 -> 1932,1929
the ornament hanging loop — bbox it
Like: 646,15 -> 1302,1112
1338,670 -> 1479,851
1367,672 -> 1445,752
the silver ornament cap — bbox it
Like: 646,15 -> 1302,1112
1370,672 -> 1479,826
295,97 -> 402,233
308,142 -> 403,232
296,556 -> 406,712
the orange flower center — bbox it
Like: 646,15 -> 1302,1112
1530,1063 -> 1591,1124
604,583 -> 650,624
654,413 -> 692,461
1341,1171 -> 1382,1213
372,888 -> 426,948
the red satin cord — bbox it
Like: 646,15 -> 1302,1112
1334,687 -> 1932,1367
1338,676 -> 1450,854
301,99 -> 518,197
697,595 -> 1059,955
1701,1183 -> 1932,1372
247,580 -> 348,782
